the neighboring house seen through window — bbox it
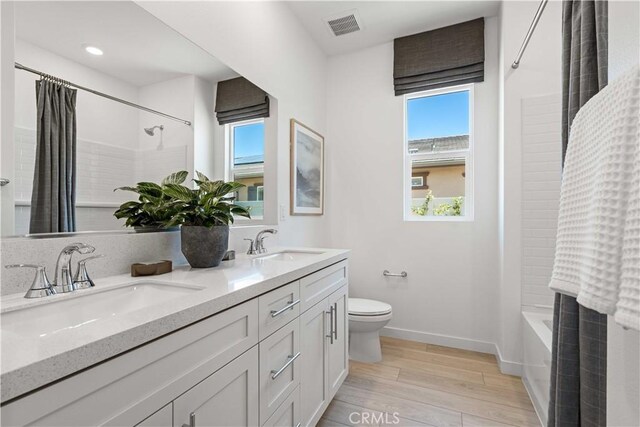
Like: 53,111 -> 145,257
404,85 -> 474,220
227,118 -> 265,219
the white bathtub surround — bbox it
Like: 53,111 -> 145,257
549,66 -> 640,330
520,94 -> 562,309
522,310 -> 552,426
0,247 -> 348,402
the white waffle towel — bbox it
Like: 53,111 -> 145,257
549,65 -> 640,330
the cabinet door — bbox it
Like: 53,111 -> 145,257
327,286 -> 349,399
173,346 -> 258,427
259,318 -> 300,424
299,300 -> 329,427
134,403 -> 172,427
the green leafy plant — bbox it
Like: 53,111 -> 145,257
114,171 -> 250,228
113,172 -> 186,228
411,189 -> 434,216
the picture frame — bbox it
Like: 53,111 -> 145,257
290,119 -> 324,215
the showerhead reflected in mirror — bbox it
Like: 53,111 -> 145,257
144,125 -> 164,137
144,125 -> 164,150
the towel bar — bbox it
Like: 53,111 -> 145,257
383,270 -> 407,278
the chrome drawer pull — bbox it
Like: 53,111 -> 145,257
270,299 -> 300,318
326,306 -> 335,344
271,351 -> 301,379
295,423 -> 301,427
182,412 -> 196,427
333,302 -> 338,340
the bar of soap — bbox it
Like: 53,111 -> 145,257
131,260 -> 172,277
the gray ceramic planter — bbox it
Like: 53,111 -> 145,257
181,225 -> 229,268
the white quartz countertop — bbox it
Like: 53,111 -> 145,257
0,247 -> 349,403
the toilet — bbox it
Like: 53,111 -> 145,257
348,298 -> 392,363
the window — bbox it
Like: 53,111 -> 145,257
404,85 -> 473,220
227,118 -> 265,219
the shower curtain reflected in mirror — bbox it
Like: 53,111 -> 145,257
29,79 -> 77,234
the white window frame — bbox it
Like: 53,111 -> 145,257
225,118 -> 265,221
403,84 -> 475,222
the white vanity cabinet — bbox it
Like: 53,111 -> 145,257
1,259 -> 348,427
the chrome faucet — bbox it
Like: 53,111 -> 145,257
54,243 -> 95,293
254,229 -> 277,254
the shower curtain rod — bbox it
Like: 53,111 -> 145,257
511,0 -> 548,69
14,62 -> 192,126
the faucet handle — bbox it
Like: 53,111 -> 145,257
257,235 -> 271,254
244,238 -> 256,255
74,255 -> 105,290
5,264 -> 56,299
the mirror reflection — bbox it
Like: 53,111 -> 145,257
4,1 -> 272,237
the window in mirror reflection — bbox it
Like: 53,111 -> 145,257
228,119 -> 265,219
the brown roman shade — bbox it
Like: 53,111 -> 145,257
393,18 -> 485,96
215,77 -> 270,125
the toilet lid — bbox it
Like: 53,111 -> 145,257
348,298 -> 392,316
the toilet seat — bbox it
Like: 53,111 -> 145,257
348,298 -> 392,316
348,311 -> 393,322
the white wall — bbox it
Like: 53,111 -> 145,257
325,17 -> 501,358
137,1 -> 329,247
499,0 -> 562,365
607,1 -> 640,425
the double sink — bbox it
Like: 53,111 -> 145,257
1,250 -> 323,339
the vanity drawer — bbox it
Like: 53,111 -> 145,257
259,281 -> 300,340
259,317 -> 300,424
300,260 -> 348,313
262,385 -> 301,427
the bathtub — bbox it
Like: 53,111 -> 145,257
522,310 -> 552,426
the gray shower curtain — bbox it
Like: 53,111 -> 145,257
29,79 -> 78,234
548,1 -> 608,426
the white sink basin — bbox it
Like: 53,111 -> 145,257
253,251 -> 324,262
1,282 -> 203,339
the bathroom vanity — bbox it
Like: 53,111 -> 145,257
0,249 -> 349,427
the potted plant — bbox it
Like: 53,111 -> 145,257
113,171 -> 187,230
114,171 -> 250,268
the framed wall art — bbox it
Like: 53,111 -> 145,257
290,119 -> 324,215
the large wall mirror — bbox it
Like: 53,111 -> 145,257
1,1 -> 277,238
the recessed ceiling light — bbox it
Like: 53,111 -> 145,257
84,45 -> 103,56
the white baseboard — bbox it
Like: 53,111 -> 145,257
381,326 -> 523,376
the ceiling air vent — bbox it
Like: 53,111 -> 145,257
325,10 -> 362,37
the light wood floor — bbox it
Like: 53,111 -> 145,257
318,336 -> 540,427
